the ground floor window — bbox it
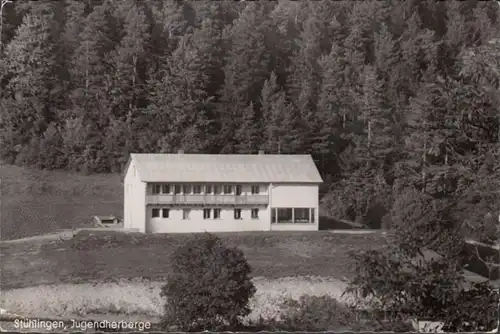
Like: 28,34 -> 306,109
251,208 -> 259,219
277,208 -> 293,223
152,208 -> 160,218
271,207 -> 315,223
214,208 -> 221,219
294,208 -> 309,223
203,208 -> 211,219
152,207 -> 170,218
183,209 -> 191,219
234,208 -> 242,219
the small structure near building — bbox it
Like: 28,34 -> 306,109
411,319 -> 445,333
92,215 -> 121,227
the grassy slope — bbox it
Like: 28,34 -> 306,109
0,230 -> 387,290
0,164 -> 123,240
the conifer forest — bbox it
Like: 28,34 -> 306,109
0,0 -> 499,231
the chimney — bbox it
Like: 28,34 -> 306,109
258,150 -> 265,155
178,149 -> 184,154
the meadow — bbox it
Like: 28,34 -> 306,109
0,230 -> 386,327
1,230 -> 386,290
0,164 -> 123,241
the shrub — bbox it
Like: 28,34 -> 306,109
160,233 -> 256,331
346,244 -> 499,331
277,295 -> 359,331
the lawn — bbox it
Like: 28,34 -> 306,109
0,164 -> 123,241
1,230 -> 385,327
0,230 -> 387,290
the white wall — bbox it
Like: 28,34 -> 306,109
269,183 -> 319,230
146,206 -> 270,233
123,161 -> 146,233
270,184 -> 318,208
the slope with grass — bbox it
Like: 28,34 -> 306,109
0,164 -> 123,241
0,230 -> 387,290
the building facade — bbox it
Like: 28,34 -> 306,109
123,152 -> 323,233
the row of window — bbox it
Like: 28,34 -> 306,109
151,184 -> 260,195
152,208 -> 260,220
271,208 -> 315,224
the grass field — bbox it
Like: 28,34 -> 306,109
0,230 -> 387,290
0,164 -> 123,240
1,230 -> 385,325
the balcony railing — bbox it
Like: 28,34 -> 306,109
146,194 -> 269,206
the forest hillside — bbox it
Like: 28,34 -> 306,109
0,0 -> 499,232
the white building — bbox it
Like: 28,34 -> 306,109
123,151 -> 323,233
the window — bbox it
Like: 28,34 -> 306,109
251,208 -> 259,219
205,185 -> 212,194
234,209 -> 242,219
152,208 -> 160,218
193,185 -> 202,194
311,208 -> 315,223
174,185 -> 181,194
277,208 -> 293,223
214,185 -> 221,195
294,208 -> 310,223
183,184 -> 192,194
235,185 -> 242,196
152,184 -> 161,195
214,208 -> 221,219
182,209 -> 190,220
224,185 -> 232,194
272,208 -> 276,223
162,184 -> 171,194
203,208 -> 211,219
162,208 -> 170,218
251,185 -> 260,194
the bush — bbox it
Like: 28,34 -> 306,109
277,295 -> 359,331
160,233 -> 256,331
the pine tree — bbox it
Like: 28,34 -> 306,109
234,102 -> 262,154
217,1 -> 271,153
2,3 -> 65,165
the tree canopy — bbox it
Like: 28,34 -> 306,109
1,0 -> 499,230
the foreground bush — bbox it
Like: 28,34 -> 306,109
160,233 -> 256,331
277,295 -> 358,331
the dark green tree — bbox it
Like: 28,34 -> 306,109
160,233 -> 256,331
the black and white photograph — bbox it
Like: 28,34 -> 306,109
0,0 -> 499,332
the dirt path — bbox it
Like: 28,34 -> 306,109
328,230 -> 387,235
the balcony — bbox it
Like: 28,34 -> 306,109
146,194 -> 269,206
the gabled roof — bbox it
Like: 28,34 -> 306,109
125,153 -> 323,183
